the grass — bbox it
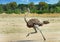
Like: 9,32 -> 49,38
0,13 -> 60,34
0,13 -> 60,17
0,13 -> 60,42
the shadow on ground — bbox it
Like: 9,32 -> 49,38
11,40 -> 45,42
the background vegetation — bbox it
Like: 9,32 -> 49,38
0,1 -> 60,14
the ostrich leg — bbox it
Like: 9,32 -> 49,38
34,25 -> 46,40
26,27 -> 37,37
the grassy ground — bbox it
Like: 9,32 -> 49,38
0,13 -> 60,42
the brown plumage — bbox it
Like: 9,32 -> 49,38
27,19 -> 43,28
25,18 -> 49,28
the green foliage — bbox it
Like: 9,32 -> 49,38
36,10 -> 43,14
0,1 -> 60,14
56,0 -> 60,6
28,2 -> 34,8
5,9 -> 14,14
14,9 -> 20,14
21,11 -> 25,14
30,9 -> 36,13
0,5 -> 3,13
56,7 -> 60,13
8,2 -> 17,9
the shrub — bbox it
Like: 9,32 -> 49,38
36,10 -> 43,14
14,9 -> 20,14
30,9 -> 36,13
5,9 -> 14,14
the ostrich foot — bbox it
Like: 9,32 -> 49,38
43,37 -> 46,41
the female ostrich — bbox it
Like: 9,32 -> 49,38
24,8 -> 49,40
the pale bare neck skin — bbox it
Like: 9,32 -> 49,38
24,13 -> 28,23
24,8 -> 30,23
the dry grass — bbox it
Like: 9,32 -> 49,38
0,13 -> 60,42
0,13 -> 60,17
0,13 -> 60,34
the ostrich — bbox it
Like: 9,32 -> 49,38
24,8 -> 49,40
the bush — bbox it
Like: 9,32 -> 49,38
30,9 -> 36,13
0,10 -> 3,14
0,6 -> 3,14
5,9 -> 14,14
56,7 -> 60,13
14,9 -> 20,14
36,10 -> 43,14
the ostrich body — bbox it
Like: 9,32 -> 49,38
24,8 -> 49,40
27,19 -> 43,28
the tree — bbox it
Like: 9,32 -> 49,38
14,9 -> 20,14
28,2 -> 34,8
5,2 -> 18,14
48,4 -> 57,13
18,4 -> 28,13
39,2 -> 48,10
0,4 -> 3,13
56,0 -> 60,6
8,2 -> 17,10
37,2 -> 49,13
28,2 -> 37,13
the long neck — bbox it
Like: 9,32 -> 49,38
24,8 -> 30,23
24,13 -> 28,23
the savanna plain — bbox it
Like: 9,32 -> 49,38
0,13 -> 60,42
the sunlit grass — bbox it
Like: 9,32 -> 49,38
0,13 -> 60,34
0,13 -> 60,17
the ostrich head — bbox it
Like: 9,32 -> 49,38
43,20 -> 49,24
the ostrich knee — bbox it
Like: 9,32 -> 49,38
26,28 -> 37,37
